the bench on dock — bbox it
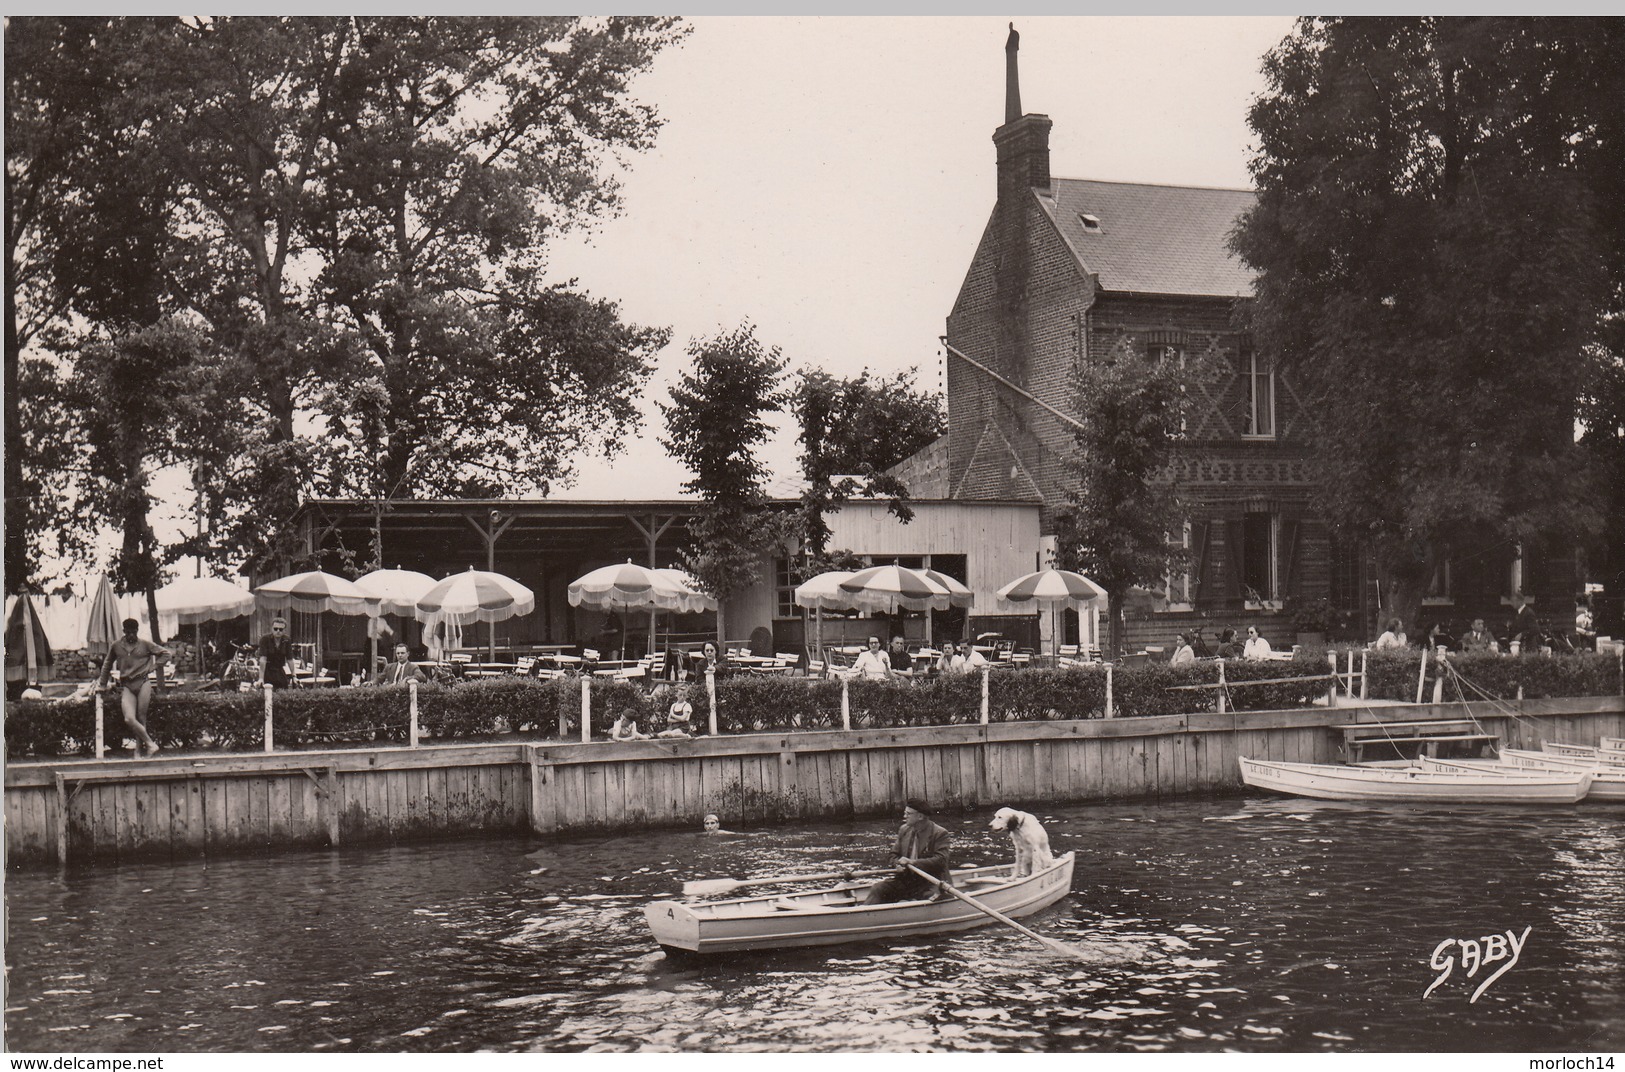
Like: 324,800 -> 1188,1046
1337,718 -> 1499,763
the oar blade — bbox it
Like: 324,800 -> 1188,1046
681,877 -> 742,897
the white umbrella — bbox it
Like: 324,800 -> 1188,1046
154,575 -> 255,678
418,568 -> 535,661
355,568 -> 436,673
793,570 -> 858,657
652,568 -> 717,614
996,568 -> 1109,663
569,561 -> 713,663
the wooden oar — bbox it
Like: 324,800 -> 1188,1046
905,863 -> 1093,963
683,867 -> 891,897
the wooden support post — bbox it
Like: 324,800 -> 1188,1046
263,684 -> 275,753
321,767 -> 340,848
1415,646 -> 1430,705
528,746 -> 550,835
1432,654 -> 1446,704
94,691 -> 105,760
1216,658 -> 1227,714
54,771 -> 68,866
408,679 -> 419,748
1326,651 -> 1338,708
1360,649 -> 1368,700
1105,662 -> 1114,720
980,666 -> 990,725
580,675 -> 592,743
840,674 -> 851,731
1618,644 -> 1623,697
706,668 -> 718,736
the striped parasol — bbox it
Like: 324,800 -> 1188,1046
919,568 -> 975,609
567,561 -> 707,613
254,570 -> 379,616
417,568 -> 535,626
837,564 -> 952,613
792,570 -> 857,611
85,575 -> 123,657
652,568 -> 717,614
995,568 -> 1108,608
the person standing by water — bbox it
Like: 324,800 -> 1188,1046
97,618 -> 169,757
257,616 -> 294,690
862,798 -> 953,905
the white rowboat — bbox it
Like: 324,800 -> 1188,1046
1238,756 -> 1591,804
1493,749 -> 1625,801
645,853 -> 1076,955
1417,755 -> 1625,802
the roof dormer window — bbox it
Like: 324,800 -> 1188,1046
1079,213 -> 1102,233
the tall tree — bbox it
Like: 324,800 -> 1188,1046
791,367 -> 945,555
1052,337 -> 1209,656
1232,17 -> 1619,631
660,324 -> 796,645
306,17 -> 681,501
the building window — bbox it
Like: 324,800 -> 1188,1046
1423,551 -> 1453,605
775,557 -> 796,618
1162,523 -> 1193,611
1243,350 -> 1275,439
1242,511 -> 1277,605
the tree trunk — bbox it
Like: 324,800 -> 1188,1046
4,276 -> 27,593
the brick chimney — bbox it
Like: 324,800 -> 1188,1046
994,23 -> 1052,202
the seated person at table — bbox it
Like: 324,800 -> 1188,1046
1424,621 -> 1455,651
658,687 -> 695,738
695,641 -> 728,678
1242,626 -> 1273,661
852,636 -> 893,680
1459,618 -> 1496,653
943,641 -> 987,675
1170,633 -> 1196,666
887,635 -> 914,675
862,799 -> 953,905
1214,628 -> 1242,660
373,643 -> 427,686
609,712 -> 650,741
1375,618 -> 1408,651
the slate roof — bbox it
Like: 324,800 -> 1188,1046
1039,179 -> 1257,298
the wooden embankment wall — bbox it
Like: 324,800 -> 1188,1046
5,697 -> 1621,867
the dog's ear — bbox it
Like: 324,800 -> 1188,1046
1007,812 -> 1022,830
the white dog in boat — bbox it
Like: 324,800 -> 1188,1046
989,806 -> 1056,876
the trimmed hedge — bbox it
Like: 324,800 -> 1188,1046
5,651 -> 1618,758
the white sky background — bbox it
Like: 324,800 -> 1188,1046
544,14 -> 1294,499
114,15 -> 1295,583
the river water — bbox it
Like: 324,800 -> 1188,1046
5,797 -> 1622,1053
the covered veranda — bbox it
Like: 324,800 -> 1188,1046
284,499 -> 714,666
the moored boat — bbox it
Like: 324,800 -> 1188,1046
645,852 -> 1076,955
1418,755 -> 1624,802
1238,756 -> 1592,804
1489,749 -> 1625,801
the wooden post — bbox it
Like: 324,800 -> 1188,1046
1216,659 -> 1227,714
1326,651 -> 1338,708
1415,646 -> 1430,705
580,675 -> 592,743
263,683 -> 275,753
1617,644 -> 1623,697
408,679 -> 419,748
980,666 -> 990,725
1360,649 -> 1368,700
1432,653 -> 1446,704
94,691 -> 105,760
54,772 -> 68,866
840,674 -> 851,731
1104,662 -> 1114,720
706,668 -> 718,736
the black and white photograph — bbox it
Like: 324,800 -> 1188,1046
4,12 -> 1624,1058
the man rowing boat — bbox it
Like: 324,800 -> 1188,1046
862,798 -> 953,904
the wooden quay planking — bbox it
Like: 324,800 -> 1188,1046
5,696 -> 1622,867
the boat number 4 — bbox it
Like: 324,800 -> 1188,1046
1423,925 -> 1531,1004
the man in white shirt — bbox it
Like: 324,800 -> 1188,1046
852,636 -> 894,680
950,640 -> 988,674
1242,626 -> 1273,661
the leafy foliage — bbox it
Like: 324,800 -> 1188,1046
1053,336 -> 1216,655
791,368 -> 945,554
660,323 -> 798,641
1232,17 -> 1622,629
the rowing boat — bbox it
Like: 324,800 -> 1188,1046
1418,755 -> 1625,801
1238,756 -> 1592,804
1466,749 -> 1625,802
1541,741 -> 1625,767
644,852 -> 1076,955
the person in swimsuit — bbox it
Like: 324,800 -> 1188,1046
97,618 -> 170,757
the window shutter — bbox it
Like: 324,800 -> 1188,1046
1280,519 -> 1301,598
1190,520 -> 1211,601
1225,518 -> 1245,600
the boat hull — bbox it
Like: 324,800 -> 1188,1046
1239,756 -> 1590,804
645,853 -> 1076,954
1490,749 -> 1625,801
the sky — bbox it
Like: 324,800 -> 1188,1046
102,15 -> 1297,584
542,15 -> 1295,500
